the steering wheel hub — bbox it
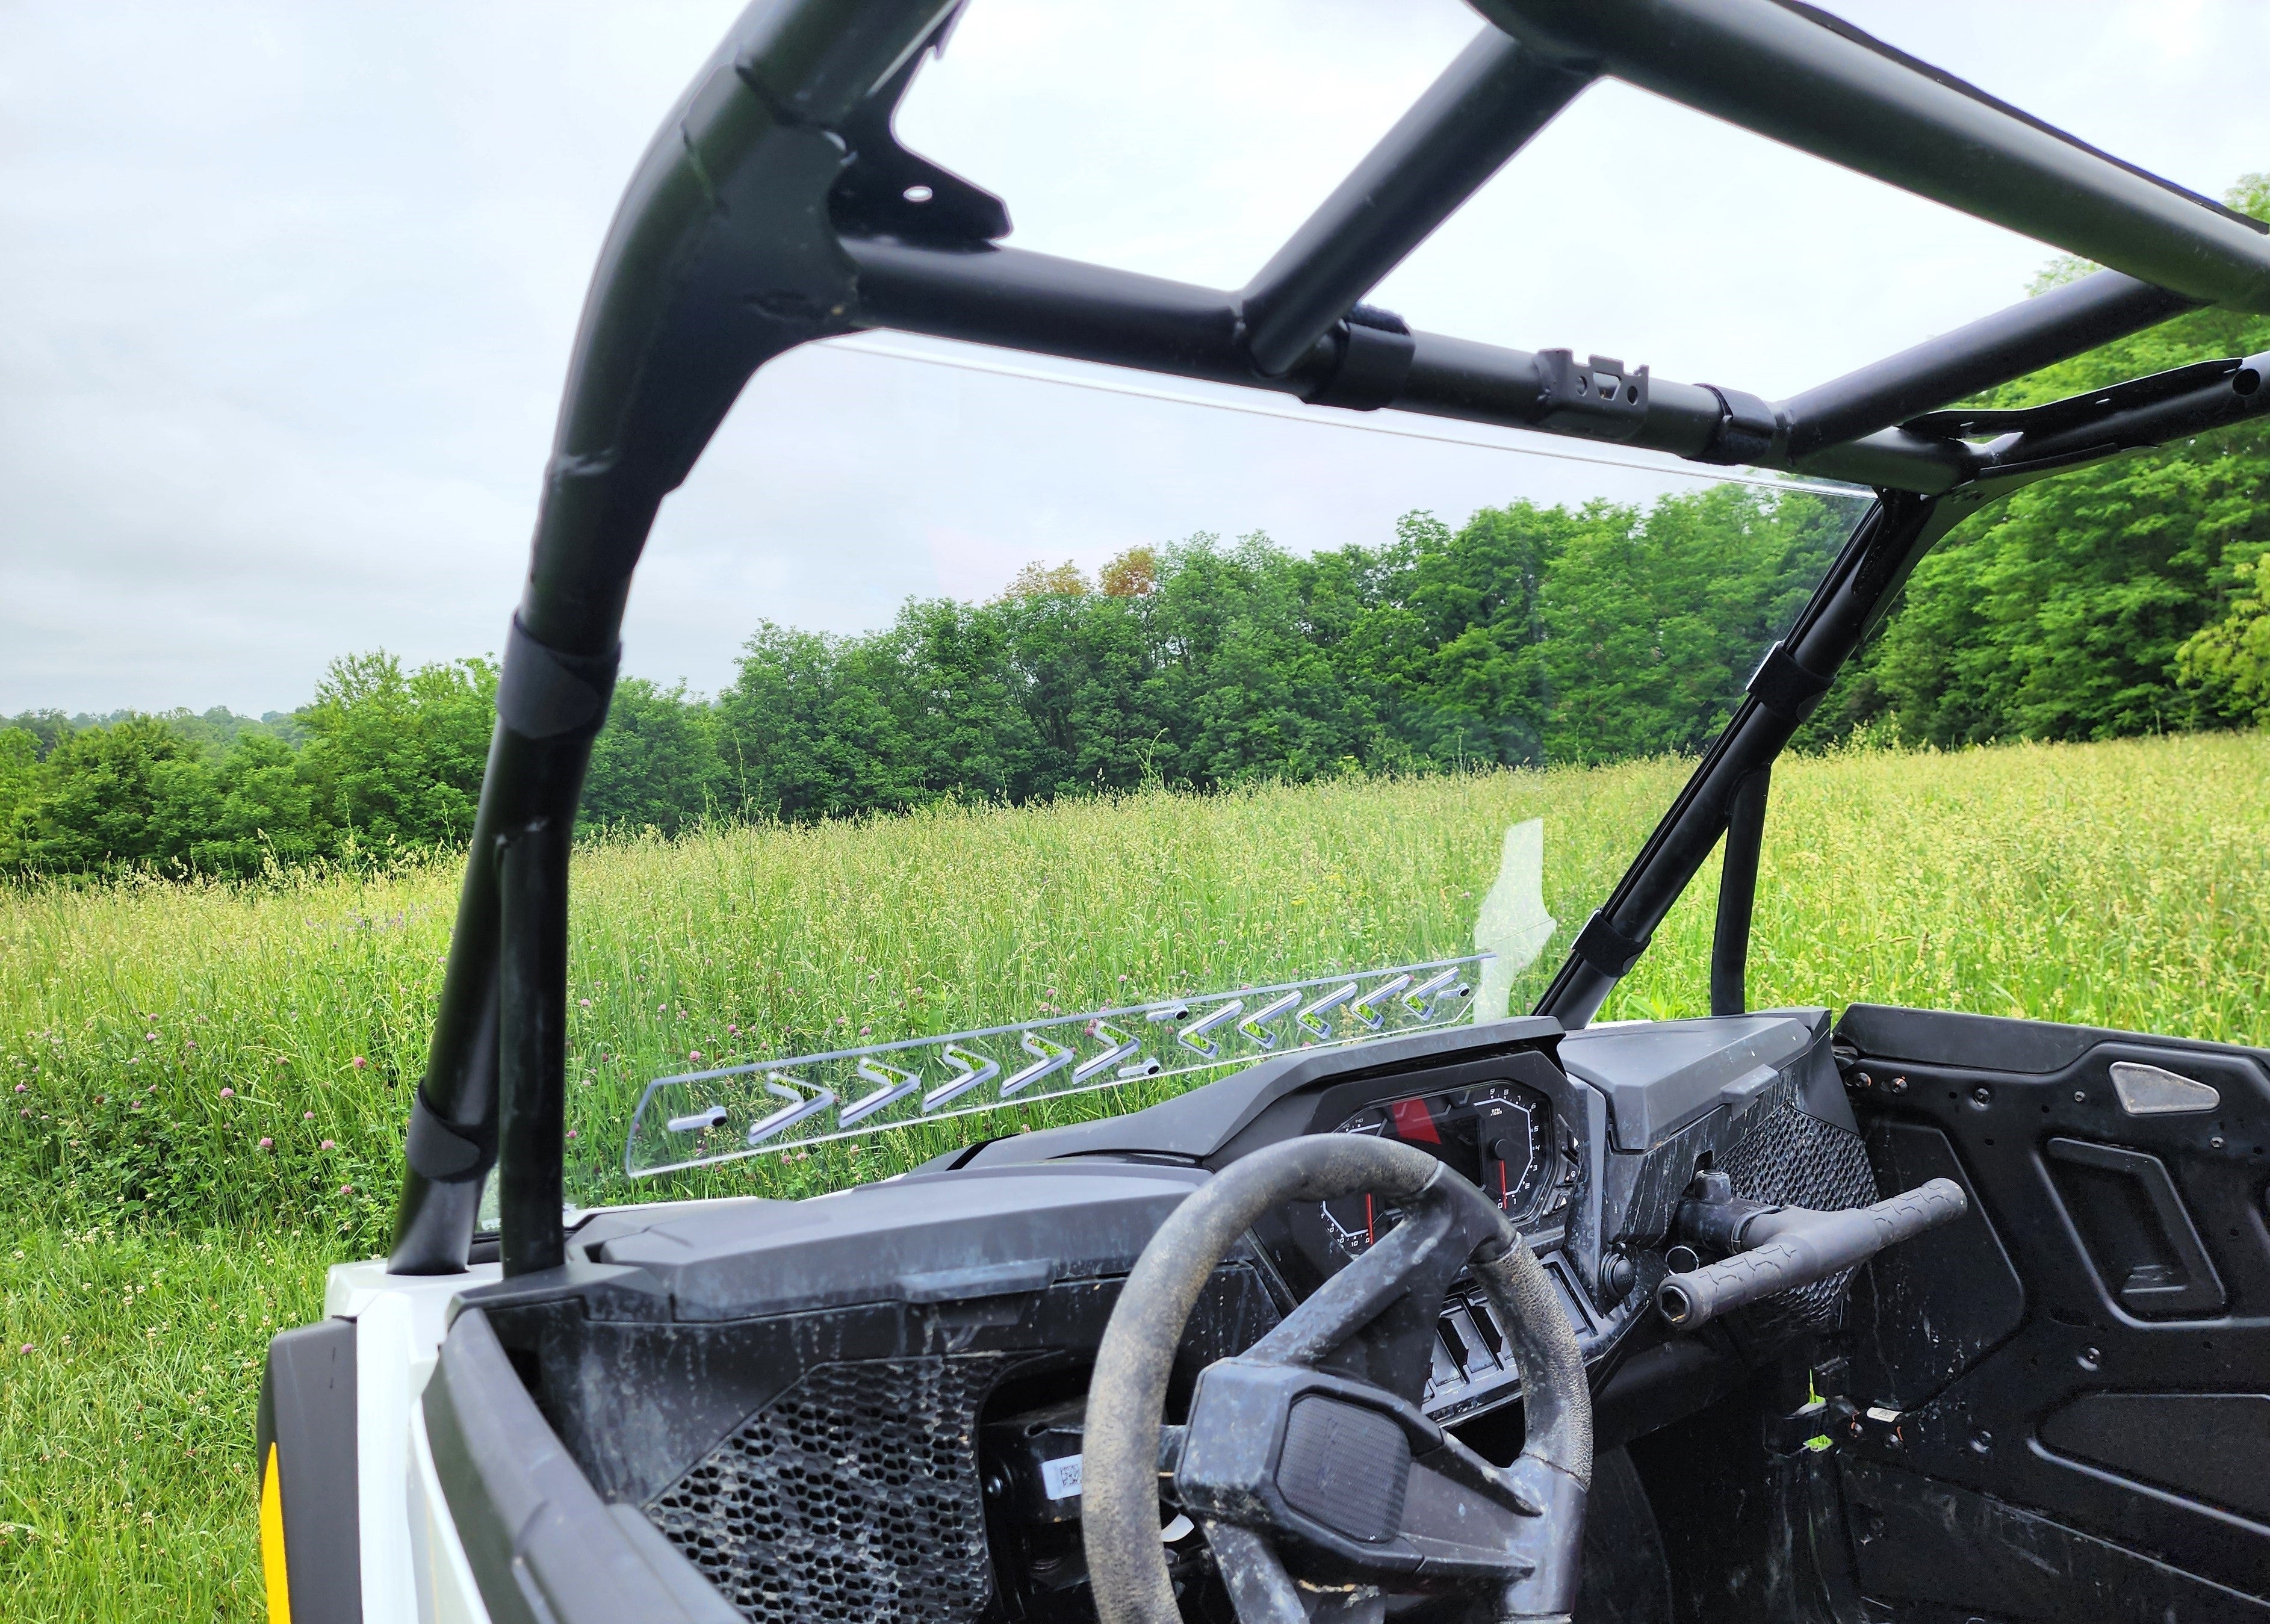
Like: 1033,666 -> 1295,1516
1083,1135 -> 1593,1623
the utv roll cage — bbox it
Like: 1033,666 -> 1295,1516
387,0 -> 2270,1280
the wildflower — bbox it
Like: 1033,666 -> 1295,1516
860,1026 -> 872,1035
219,1088 -> 234,1099
303,1111 -> 315,1121
689,1050 -> 702,1064
727,1024 -> 739,1037
144,1034 -> 157,1043
258,1137 -> 273,1150
184,1040 -> 196,1050
657,1003 -> 668,1014
339,1183 -> 353,1195
18,1345 -> 28,1355
320,1139 -> 335,1151
566,1129 -> 578,1140
12,1083 -> 23,1094
578,999 -> 591,1008
146,1085 -> 156,1094
350,1056 -> 367,1070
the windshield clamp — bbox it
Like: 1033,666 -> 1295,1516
1534,350 -> 1650,441
1300,304 -> 1416,411
1571,910 -> 1648,979
1746,641 -> 1832,722
1698,384 -> 1781,465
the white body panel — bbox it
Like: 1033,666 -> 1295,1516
325,1259 -> 501,1624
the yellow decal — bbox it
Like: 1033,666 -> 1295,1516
260,1442 -> 293,1624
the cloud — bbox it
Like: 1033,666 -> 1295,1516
2,0 -> 2260,712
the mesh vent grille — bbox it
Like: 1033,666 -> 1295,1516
1720,1073 -> 1879,1336
645,1355 -> 1004,1624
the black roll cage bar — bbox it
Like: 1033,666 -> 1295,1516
388,0 -> 2270,1277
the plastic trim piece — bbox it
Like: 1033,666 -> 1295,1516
257,1319 -> 364,1624
422,1309 -> 742,1624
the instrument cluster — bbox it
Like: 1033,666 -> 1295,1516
1318,1082 -> 1557,1259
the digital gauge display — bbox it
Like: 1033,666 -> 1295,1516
1320,1083 -> 1552,1259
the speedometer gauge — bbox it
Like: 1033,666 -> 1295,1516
1319,1083 -> 1551,1259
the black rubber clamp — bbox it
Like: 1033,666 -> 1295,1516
1302,303 -> 1415,412
1572,910 -> 1649,979
1746,640 -> 1832,722
495,616 -> 622,742
1698,385 -> 1781,466
406,1085 -> 495,1184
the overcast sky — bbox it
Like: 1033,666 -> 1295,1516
4,1 -> 2264,716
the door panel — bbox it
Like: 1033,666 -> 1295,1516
1832,1004 -> 2270,1614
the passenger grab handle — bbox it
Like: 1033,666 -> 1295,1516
1656,1177 -> 1968,1331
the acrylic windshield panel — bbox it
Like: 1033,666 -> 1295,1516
585,456 -> 1872,1197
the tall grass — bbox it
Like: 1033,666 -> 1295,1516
5,733 -> 2268,1238
1,731 -> 2266,1619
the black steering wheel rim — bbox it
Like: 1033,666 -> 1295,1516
1084,1133 -> 1592,1624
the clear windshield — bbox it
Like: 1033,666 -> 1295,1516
576,478 -> 1873,1208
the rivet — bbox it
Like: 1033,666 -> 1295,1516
2073,1090 -> 2087,1103
2079,1347 -> 2101,1371
1888,1076 -> 1908,1094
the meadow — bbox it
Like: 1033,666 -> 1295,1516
4,729 -> 2268,1619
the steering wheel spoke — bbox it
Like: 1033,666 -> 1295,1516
1084,1135 -> 1593,1624
1242,1199 -> 1460,1369
1199,1520 -> 1309,1624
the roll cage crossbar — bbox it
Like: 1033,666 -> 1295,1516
388,0 -> 2270,1276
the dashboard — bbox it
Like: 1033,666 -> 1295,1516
455,1006 -> 1876,1621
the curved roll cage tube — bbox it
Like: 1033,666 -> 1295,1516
388,0 -> 2270,1277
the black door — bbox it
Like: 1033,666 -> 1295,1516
1831,1003 -> 2270,1620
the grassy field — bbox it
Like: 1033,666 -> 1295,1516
4,730 -> 2267,1618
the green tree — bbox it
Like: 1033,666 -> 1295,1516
1870,174 -> 2270,746
580,678 -> 725,835
0,727 -> 41,867
2178,553 -> 2270,723
20,717 -> 197,875
181,733 -> 327,874
297,652 -> 497,851
1540,486 -> 1856,761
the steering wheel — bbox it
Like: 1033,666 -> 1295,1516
1083,1135 -> 1592,1624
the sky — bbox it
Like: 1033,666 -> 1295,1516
2,1 -> 2264,716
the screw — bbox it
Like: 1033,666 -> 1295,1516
1853,1071 -> 1874,1090
2079,1347 -> 2101,1371
2211,1136 -> 2225,1150
1970,1428 -> 1993,1455
2073,1090 -> 2087,1103
1849,1419 -> 1865,1438
1889,1076 -> 1908,1095
1971,1085 -> 1993,1108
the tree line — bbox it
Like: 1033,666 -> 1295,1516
4,178 -> 2266,881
